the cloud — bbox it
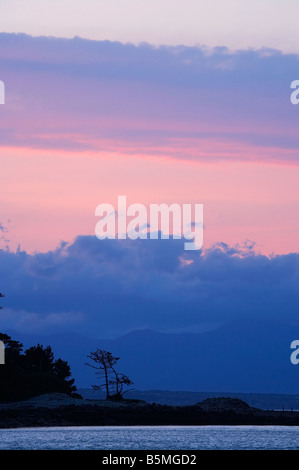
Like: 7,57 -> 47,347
1,33 -> 299,164
0,236 -> 298,338
0,220 -> 11,246
1,0 -> 299,53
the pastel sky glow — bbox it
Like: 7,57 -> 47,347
1,146 -> 299,255
1,0 -> 299,53
0,33 -> 298,255
0,5 -> 299,345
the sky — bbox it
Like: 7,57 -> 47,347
0,33 -> 299,255
0,1 -> 299,340
1,237 -> 299,338
1,0 -> 299,53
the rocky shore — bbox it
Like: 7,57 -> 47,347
0,394 -> 299,429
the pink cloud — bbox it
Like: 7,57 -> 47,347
1,34 -> 298,255
0,33 -> 299,165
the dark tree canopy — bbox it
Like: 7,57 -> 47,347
0,334 -> 78,402
25,344 -> 55,373
0,291 -> 79,403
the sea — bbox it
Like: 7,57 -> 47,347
0,425 -> 298,450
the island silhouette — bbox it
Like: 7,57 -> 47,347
1,330 -> 299,428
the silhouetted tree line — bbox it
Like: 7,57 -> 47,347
0,291 -> 79,402
0,293 -> 133,403
0,333 -> 79,402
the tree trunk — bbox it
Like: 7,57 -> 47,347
104,365 -> 109,399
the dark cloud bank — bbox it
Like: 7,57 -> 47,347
1,236 -> 298,392
1,236 -> 298,339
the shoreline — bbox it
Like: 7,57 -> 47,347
1,394 -> 299,429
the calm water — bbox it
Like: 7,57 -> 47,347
0,425 -> 299,450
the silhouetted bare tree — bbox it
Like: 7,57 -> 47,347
86,349 -> 133,400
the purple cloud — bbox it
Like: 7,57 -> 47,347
0,236 -> 298,338
0,33 -> 299,163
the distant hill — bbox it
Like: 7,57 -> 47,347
4,318 -> 299,394
78,389 -> 299,411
